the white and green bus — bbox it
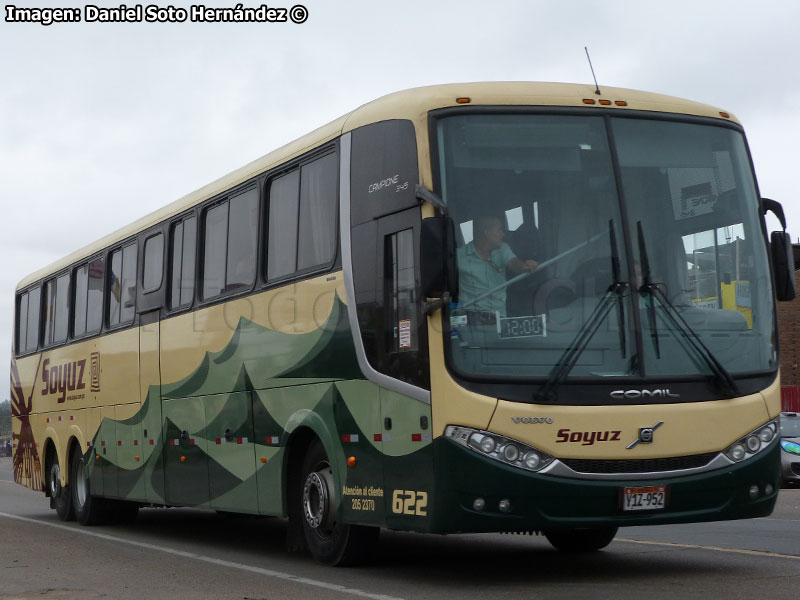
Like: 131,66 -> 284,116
12,82 -> 795,565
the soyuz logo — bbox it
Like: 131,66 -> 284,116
40,353 -> 100,403
556,428 -> 621,446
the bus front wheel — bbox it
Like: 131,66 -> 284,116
300,439 -> 378,566
543,526 -> 618,552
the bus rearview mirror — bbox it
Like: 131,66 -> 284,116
421,216 -> 458,301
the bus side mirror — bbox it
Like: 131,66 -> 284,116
421,216 -> 458,301
771,231 -> 796,301
763,198 -> 796,301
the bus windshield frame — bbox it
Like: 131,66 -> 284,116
431,107 -> 777,402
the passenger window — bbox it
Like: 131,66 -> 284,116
74,264 -> 89,336
170,216 -> 197,309
143,233 -> 164,292
266,152 -> 337,280
202,188 -> 259,300
26,288 -> 41,352
74,257 -> 105,336
267,171 -> 300,280
298,153 -> 337,270
109,244 -> 137,326
226,188 -> 259,291
44,274 -> 70,345
86,258 -> 105,332
16,292 -> 28,353
203,203 -> 228,299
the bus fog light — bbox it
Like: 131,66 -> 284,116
748,485 -> 760,499
729,444 -> 746,462
523,451 -> 541,470
746,436 -> 761,453
759,427 -> 774,443
479,437 -> 496,454
473,498 -> 486,511
498,499 -> 511,513
503,444 -> 519,462
765,483 -> 775,495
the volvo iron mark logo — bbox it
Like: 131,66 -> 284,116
610,389 -> 680,400
626,421 -> 664,449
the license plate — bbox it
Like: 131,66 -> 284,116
622,485 -> 667,511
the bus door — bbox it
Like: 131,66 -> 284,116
375,208 -> 433,529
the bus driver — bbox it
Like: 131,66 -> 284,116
457,215 -> 538,319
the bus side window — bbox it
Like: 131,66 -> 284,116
43,273 -> 70,346
109,243 -> 137,326
267,170 -> 300,281
170,216 -> 197,309
26,287 -> 41,352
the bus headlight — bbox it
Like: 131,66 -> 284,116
723,419 -> 778,463
445,426 -> 554,473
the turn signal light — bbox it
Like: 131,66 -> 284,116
180,456 -> 186,463
347,456 -> 357,467
261,457 -> 267,464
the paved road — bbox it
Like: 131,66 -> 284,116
3,456 -> 800,599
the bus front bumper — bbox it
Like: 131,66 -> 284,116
429,438 -> 780,533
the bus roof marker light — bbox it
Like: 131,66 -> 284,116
583,99 -> 596,105
456,97 -> 471,104
615,100 -> 628,106
720,111 -> 731,118
599,99 -> 612,105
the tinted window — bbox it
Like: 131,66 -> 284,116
109,244 -> 137,326
170,218 -> 197,309
267,171 -> 299,280
86,257 -> 104,332
181,217 -> 196,305
203,203 -> 229,299
16,292 -> 29,353
17,289 -> 42,353
26,287 -> 40,352
121,245 -> 137,323
143,233 -> 164,292
74,264 -> 89,336
298,153 -> 338,270
109,249 -> 122,325
44,274 -> 70,345
226,188 -> 259,291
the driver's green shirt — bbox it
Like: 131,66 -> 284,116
457,241 -> 517,316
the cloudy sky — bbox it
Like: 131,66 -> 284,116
1,0 -> 799,396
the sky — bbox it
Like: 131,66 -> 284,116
1,0 -> 799,398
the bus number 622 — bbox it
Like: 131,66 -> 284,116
392,489 -> 428,516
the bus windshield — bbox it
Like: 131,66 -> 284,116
436,113 -> 775,385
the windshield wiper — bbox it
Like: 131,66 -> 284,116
534,221 -> 628,403
635,221 -> 738,397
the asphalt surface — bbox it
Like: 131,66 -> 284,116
3,456 -> 800,599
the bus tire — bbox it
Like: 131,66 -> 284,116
48,451 -> 74,522
70,446 -> 109,526
300,439 -> 378,566
543,526 -> 618,552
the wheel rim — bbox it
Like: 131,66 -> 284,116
75,456 -> 88,508
49,462 -> 62,498
303,464 -> 336,537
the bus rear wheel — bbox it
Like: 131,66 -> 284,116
48,452 -> 74,521
70,446 -> 109,526
543,526 -> 618,552
300,439 -> 378,566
